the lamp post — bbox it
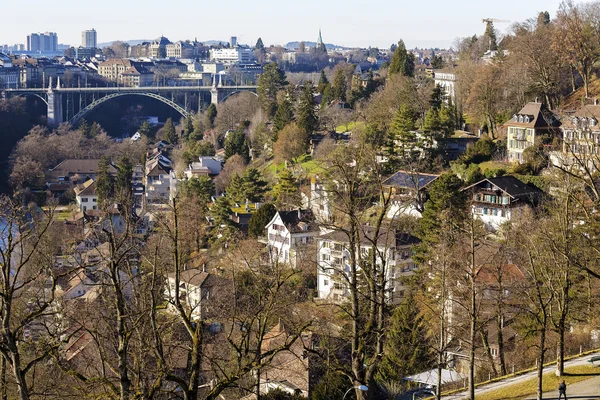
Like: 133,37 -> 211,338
343,384 -> 368,400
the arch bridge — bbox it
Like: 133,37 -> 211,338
1,79 -> 257,126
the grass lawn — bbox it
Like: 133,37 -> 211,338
264,158 -> 324,177
478,160 -> 512,173
475,365 -> 600,400
335,121 -> 364,133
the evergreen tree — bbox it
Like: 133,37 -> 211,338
484,21 -> 498,51
296,81 -> 318,135
430,84 -> 445,110
185,116 -> 194,138
115,156 -> 133,203
272,169 -> 300,209
181,176 -> 215,212
211,196 -> 233,227
206,103 -> 217,128
240,168 -> 268,203
414,173 -> 467,262
258,62 -> 288,117
388,104 -> 416,162
224,129 -> 250,163
163,118 -> 177,144
248,203 -> 276,238
138,120 -> 151,138
316,70 -> 329,94
255,37 -> 265,52
331,69 -> 347,103
274,97 -> 294,133
423,108 -> 442,134
79,120 -> 93,139
227,174 -> 245,203
431,54 -> 444,69
321,84 -> 333,108
96,156 -> 114,204
376,295 -> 434,383
389,39 -> 415,77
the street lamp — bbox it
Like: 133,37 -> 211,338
343,384 -> 368,400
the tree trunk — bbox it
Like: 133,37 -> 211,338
537,323 -> 546,400
496,312 -> 507,376
479,329 -> 498,377
10,352 -> 29,400
1,355 -> 7,400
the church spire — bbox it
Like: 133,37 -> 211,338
317,28 -> 323,46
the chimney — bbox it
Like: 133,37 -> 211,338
297,209 -> 302,219
202,263 -> 207,273
595,98 -> 598,106
535,97 -> 539,103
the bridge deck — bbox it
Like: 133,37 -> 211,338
4,85 -> 257,94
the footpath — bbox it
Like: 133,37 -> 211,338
442,352 -> 600,400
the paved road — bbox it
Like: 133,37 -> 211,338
442,352 -> 600,400
528,375 -> 600,399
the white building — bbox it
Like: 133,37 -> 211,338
210,48 -> 253,64
74,179 -> 98,212
144,152 -> 172,205
316,228 -> 419,303
164,268 -> 223,320
433,69 -> 456,102
265,210 -> 318,267
462,176 -> 542,230
81,29 -> 97,49
382,170 -> 439,219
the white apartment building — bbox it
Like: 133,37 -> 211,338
210,48 -> 253,64
316,228 -> 419,303
265,210 -> 318,267
82,29 -> 97,49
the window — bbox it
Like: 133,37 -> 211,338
323,279 -> 329,286
322,254 -> 330,261
81,198 -> 88,203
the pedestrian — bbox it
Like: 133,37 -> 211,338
558,380 -> 567,400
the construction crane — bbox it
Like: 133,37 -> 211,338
482,18 -> 510,24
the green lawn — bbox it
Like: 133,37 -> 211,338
476,365 -> 600,400
335,121 -> 364,133
264,157 -> 324,177
478,160 -> 511,173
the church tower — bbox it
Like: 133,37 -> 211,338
316,28 -> 327,54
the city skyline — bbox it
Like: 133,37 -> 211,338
2,0 -> 565,50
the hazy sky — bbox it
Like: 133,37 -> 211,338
1,0 -> 566,49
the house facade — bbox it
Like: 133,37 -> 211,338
74,179 -> 97,212
316,228 -> 419,304
382,170 -> 439,219
463,176 -> 542,229
505,102 -> 560,163
144,151 -> 172,205
265,210 -> 318,267
556,104 -> 600,170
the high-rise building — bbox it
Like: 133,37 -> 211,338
26,32 -> 58,52
82,29 -> 97,49
230,36 -> 237,47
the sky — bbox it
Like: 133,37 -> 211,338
1,0 -> 567,50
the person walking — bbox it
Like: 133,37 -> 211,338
558,380 -> 567,400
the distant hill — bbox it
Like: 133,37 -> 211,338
285,41 -> 347,50
97,39 -> 151,48
98,39 -> 234,48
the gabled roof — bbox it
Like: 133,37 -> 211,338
319,227 -> 419,249
268,209 -> 317,234
560,104 -> 600,130
462,176 -> 542,200
167,268 -> 211,288
74,179 -> 96,197
475,263 -> 526,286
504,102 -> 560,129
50,159 -> 116,175
382,170 -> 439,191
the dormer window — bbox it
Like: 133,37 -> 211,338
573,117 -> 579,126
591,118 -> 597,127
513,114 -> 518,122
524,116 -> 530,123
518,115 -> 523,123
